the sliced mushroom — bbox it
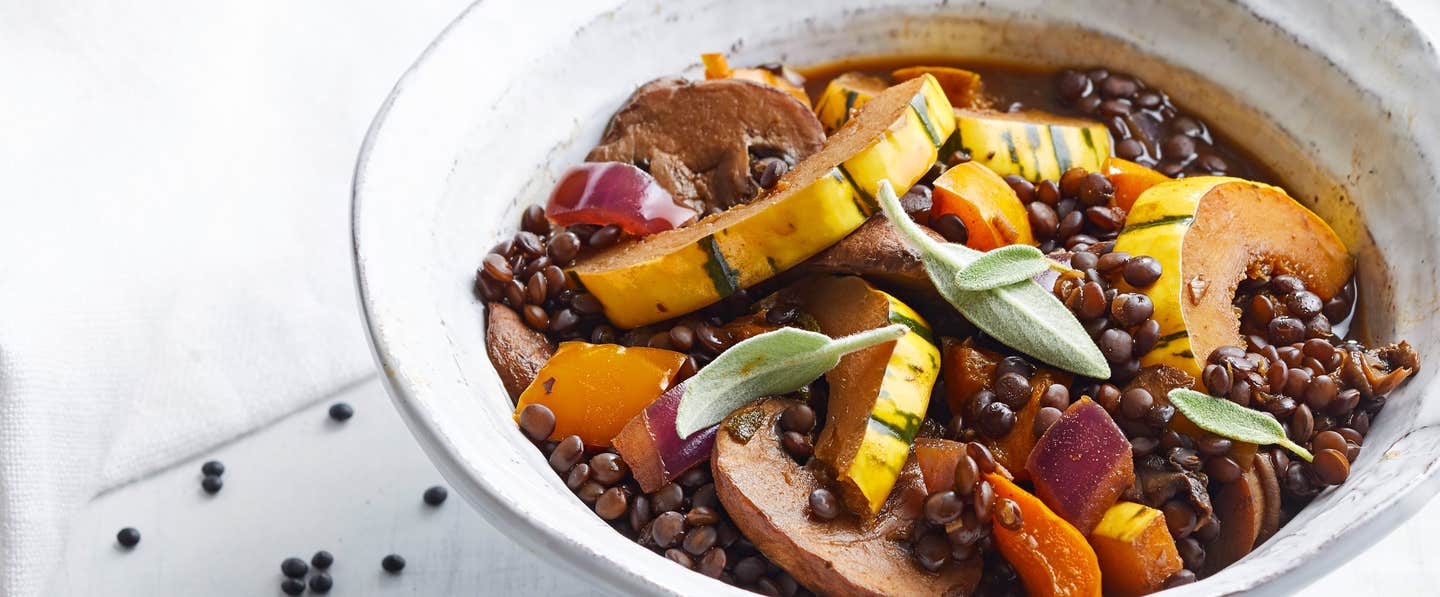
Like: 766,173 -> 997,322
797,217 -> 943,292
485,303 -> 554,399
1253,452 -> 1281,544
713,399 -> 981,597
587,77 -> 825,213
1201,464 -> 1264,576
1340,340 -> 1419,399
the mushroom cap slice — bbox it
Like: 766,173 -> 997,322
485,303 -> 554,399
713,399 -> 981,597
1202,462 -> 1266,576
587,77 -> 825,212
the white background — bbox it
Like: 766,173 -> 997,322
24,0 -> 1440,594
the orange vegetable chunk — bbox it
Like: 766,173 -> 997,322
1101,157 -> 1170,212
941,337 -> 998,416
987,473 -> 1102,597
891,65 -> 989,109
1091,502 -> 1183,597
931,161 -> 1036,251
513,341 -> 687,446
914,437 -> 968,495
700,52 -> 811,107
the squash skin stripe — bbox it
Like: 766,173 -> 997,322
837,164 -> 875,210
1081,127 -> 1098,162
1120,214 -> 1195,234
909,94 -> 943,147
1001,129 -> 1025,180
1050,123 -> 1074,173
699,234 -> 739,297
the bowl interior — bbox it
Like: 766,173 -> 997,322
353,1 -> 1440,594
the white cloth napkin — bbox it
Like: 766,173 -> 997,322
0,0 -> 465,594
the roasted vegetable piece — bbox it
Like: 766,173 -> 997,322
892,65 -> 989,110
798,217 -> 946,293
545,162 -> 697,234
1254,451 -> 1282,543
1201,462 -> 1265,575
571,75 -> 956,328
941,336 -> 998,415
931,161 -> 1037,250
611,380 -> 716,492
1026,397 -> 1135,535
512,342 -> 687,446
486,303 -> 554,399
914,437 -> 968,495
700,53 -> 811,107
1102,156 -> 1170,212
1113,178 -> 1353,381
813,72 -> 890,134
952,109 -> 1111,183
941,338 -> 1069,479
714,400 -> 982,597
800,275 -> 941,515
1090,502 -> 1184,597
987,473 -> 1103,597
586,77 -> 825,213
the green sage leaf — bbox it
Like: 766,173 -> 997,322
1167,388 -> 1314,462
954,244 -> 1050,291
674,324 -> 907,438
876,180 -> 1110,378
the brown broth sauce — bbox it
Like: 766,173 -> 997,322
798,56 -> 1280,185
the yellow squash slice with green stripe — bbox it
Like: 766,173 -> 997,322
1113,177 -> 1352,381
570,75 -> 956,329
952,109 -> 1112,182
812,72 -> 890,134
801,275 -> 941,515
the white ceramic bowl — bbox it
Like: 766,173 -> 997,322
353,1 -> 1440,594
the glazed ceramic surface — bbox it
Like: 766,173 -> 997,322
352,0 -> 1440,594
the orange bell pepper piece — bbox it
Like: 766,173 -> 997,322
891,66 -> 989,110
700,53 -> 811,107
931,162 -> 1036,251
987,473 -> 1103,597
1102,157 -> 1170,212
514,342 -> 687,446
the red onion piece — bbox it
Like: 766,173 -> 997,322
545,162 -> 697,235
611,380 -> 717,492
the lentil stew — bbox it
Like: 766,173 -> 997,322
475,53 -> 1419,596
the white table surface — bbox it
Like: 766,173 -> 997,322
56,376 -> 1440,595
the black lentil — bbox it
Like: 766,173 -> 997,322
281,557 -> 309,579
327,402 -> 354,422
116,527 -> 140,548
308,572 -> 333,594
382,554 -> 406,573
423,485 -> 449,506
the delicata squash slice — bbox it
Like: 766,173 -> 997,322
569,75 -> 955,328
798,275 -> 941,515
1113,177 -> 1352,381
952,109 -> 1111,183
